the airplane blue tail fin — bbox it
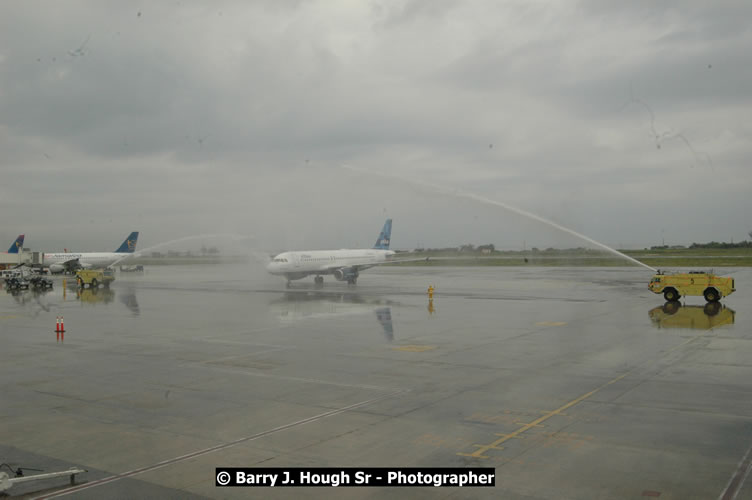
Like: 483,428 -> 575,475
8,234 -> 24,254
115,232 -> 139,253
373,219 -> 392,250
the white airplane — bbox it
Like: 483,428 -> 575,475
267,219 -> 419,286
44,232 -> 139,273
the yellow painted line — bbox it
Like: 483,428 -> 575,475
393,345 -> 436,352
513,421 -> 545,427
460,371 -> 631,459
535,321 -> 567,327
460,334 -> 705,459
494,433 -> 523,439
0,315 -> 18,319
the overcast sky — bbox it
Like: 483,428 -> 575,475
1,0 -> 750,254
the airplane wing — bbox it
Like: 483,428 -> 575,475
318,255 -> 430,273
58,258 -> 82,271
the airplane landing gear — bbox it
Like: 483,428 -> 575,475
314,276 -> 324,285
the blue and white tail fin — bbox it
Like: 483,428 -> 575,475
7,234 -> 24,254
373,219 -> 392,250
115,232 -> 139,253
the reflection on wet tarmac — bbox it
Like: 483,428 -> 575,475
119,287 -> 140,316
649,302 -> 736,330
77,287 -> 115,305
269,291 -> 396,340
75,286 -> 140,316
374,307 -> 393,341
4,287 -> 54,316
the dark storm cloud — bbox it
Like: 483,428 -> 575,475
0,1 -> 750,251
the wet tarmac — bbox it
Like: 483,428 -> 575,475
1,265 -> 751,499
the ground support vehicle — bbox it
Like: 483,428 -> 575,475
2,267 -> 34,290
649,271 -> 735,302
29,275 -> 53,289
75,269 -> 115,288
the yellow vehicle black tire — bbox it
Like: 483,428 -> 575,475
662,301 -> 680,315
703,287 -> 720,303
663,288 -> 680,302
704,302 -> 721,316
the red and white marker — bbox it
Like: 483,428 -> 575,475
55,316 -> 66,333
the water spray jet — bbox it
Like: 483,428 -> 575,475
110,233 -> 255,268
341,165 -> 656,272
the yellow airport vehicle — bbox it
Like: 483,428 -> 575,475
75,269 -> 115,289
649,302 -> 735,330
648,271 -> 735,302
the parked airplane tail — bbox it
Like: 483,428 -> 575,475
7,234 -> 24,254
115,232 -> 139,253
373,219 -> 392,250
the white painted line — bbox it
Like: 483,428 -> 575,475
34,389 -> 404,499
199,347 -> 291,365
719,440 -> 752,500
207,365 -> 401,392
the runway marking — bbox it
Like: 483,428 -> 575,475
207,365 -> 401,392
393,345 -> 436,352
513,421 -> 544,427
459,332 -> 705,459
718,439 -> 752,500
535,321 -> 567,327
495,433 -> 523,439
459,371 -> 631,458
33,390 -> 404,499
195,339 -> 292,348
465,410 -> 553,427
199,346 -> 291,365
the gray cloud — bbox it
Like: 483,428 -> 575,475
1,0 -> 750,253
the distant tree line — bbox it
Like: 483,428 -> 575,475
688,240 -> 752,249
416,245 -> 604,254
415,244 -> 497,254
650,240 -> 752,250
419,239 -> 752,253
150,247 -> 220,258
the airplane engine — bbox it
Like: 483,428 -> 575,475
48,264 -> 64,274
333,268 -> 359,282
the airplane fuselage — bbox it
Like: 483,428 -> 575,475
42,232 -> 139,273
43,252 -> 129,271
267,249 -> 395,281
